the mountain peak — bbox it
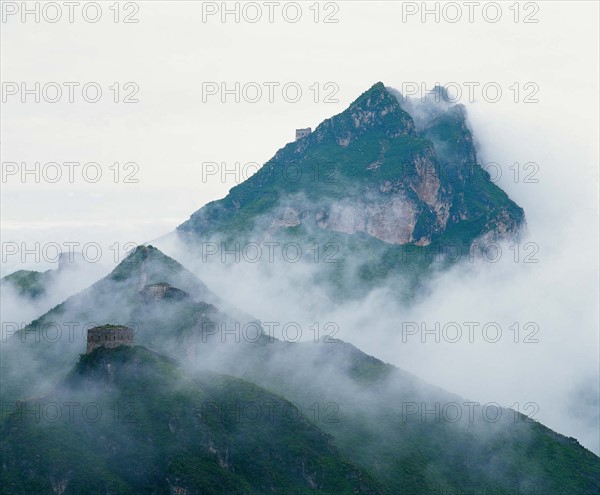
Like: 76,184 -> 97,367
348,81 -> 395,110
109,244 -> 183,283
308,81 -> 415,146
123,244 -> 163,263
178,82 -> 524,281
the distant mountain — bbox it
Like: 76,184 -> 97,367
1,252 -> 85,299
3,246 -> 598,494
1,268 -> 51,299
1,345 -> 382,495
175,82 -> 525,291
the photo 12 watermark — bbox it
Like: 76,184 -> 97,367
1,81 -> 139,103
400,81 -> 540,104
200,159 -> 340,186
201,81 -> 339,104
399,400 -> 539,424
1,400 -> 139,425
400,321 -> 540,344
2,161 -> 140,184
196,320 -> 341,344
1,241 -> 142,265
400,2 -> 540,24
1,1 -> 140,24
200,2 -> 340,24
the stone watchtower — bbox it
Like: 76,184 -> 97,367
86,325 -> 134,354
295,128 -> 311,141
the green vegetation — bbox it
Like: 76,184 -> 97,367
176,82 -> 525,299
1,346 -> 383,495
2,84 -> 597,494
1,269 -> 52,298
229,341 -> 600,495
2,246 -> 599,494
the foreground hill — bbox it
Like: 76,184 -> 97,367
2,246 -> 598,494
1,345 -> 381,495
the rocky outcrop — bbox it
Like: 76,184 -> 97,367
267,147 -> 453,246
139,282 -> 190,303
314,198 -> 419,245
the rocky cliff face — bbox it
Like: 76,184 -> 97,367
139,282 -> 190,303
177,82 -> 524,254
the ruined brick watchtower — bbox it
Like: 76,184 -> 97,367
86,325 -> 134,354
295,128 -> 311,141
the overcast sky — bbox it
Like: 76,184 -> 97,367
1,1 -> 599,452
2,1 -> 597,266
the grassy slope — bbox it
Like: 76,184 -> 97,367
1,346 -> 383,495
3,248 -> 598,494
